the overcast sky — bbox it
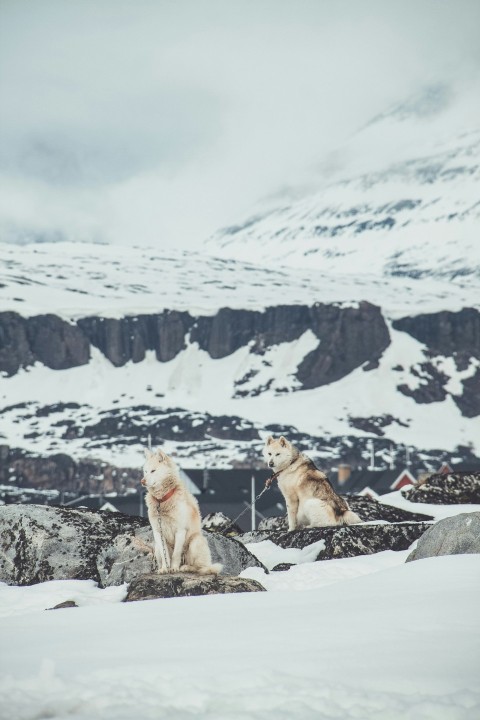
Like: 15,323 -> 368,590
0,0 -> 479,250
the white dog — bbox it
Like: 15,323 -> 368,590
263,435 -> 361,530
141,448 -> 221,575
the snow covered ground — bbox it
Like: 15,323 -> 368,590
1,545 -> 479,719
0,241 -> 477,320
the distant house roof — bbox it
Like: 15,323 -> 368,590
438,461 -> 453,474
67,493 -> 148,518
178,468 -> 201,495
185,469 -> 271,500
197,490 -> 285,532
99,501 -> 118,512
335,468 -> 416,496
451,462 -> 480,473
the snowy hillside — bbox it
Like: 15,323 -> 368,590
1,240 -> 479,471
207,88 -> 480,280
0,240 -> 476,320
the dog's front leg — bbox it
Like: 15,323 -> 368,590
286,497 -> 299,532
153,528 -> 170,573
170,529 -> 186,572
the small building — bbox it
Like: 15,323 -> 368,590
333,466 -> 416,496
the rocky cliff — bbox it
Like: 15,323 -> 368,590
392,308 -> 480,417
0,302 -> 390,389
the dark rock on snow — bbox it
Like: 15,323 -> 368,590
271,563 -> 295,572
202,511 -> 242,536
257,516 -> 287,533
125,572 -> 265,602
403,473 -> 480,505
406,512 -> 480,562
205,532 -> 265,576
47,600 -> 78,610
0,504 -> 265,587
345,495 -> 434,522
256,495 -> 434,531
241,522 -> 432,561
393,309 -> 480,417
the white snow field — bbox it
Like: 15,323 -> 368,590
1,551 -> 479,720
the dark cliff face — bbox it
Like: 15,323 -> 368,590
0,312 -> 90,376
77,311 -> 193,366
393,308 -> 480,369
0,303 -> 391,389
190,305 -> 312,358
297,302 -> 390,387
393,308 -> 480,417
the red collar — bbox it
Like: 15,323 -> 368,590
158,487 -> 177,504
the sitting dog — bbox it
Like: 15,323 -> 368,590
263,435 -> 361,530
141,448 -> 221,575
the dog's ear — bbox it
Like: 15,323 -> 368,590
266,435 -> 274,445
156,448 -> 167,461
279,436 -> 287,447
144,448 -> 153,459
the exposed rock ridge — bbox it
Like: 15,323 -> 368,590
392,308 -> 480,416
0,302 -> 390,389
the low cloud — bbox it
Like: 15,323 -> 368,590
0,0 -> 479,249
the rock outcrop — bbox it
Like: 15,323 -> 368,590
0,445 -> 140,494
393,309 -> 480,416
402,473 -> 480,504
0,303 -> 390,389
0,312 -> 90,376
125,572 -> 265,601
406,513 -> 480,561
240,522 -> 432,560
0,505 -> 265,587
256,495 -> 433,531
392,309 -> 480,367
202,512 -> 242,536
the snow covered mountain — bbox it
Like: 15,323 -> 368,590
207,86 -> 480,280
1,86 -> 479,478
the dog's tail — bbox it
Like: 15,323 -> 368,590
198,562 -> 223,575
343,509 -> 362,525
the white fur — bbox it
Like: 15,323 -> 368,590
142,448 -> 221,575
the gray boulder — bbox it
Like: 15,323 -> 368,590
407,512 -> 480,562
240,522 -> 432,560
125,572 -> 265,601
402,473 -> 480,504
202,511 -> 242,536
0,504 -> 265,587
47,600 -> 78,610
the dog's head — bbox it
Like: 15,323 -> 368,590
141,448 -> 175,491
263,435 -> 293,472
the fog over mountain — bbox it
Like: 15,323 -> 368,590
1,0 -> 479,250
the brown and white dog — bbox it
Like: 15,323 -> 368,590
263,435 -> 361,530
141,448 -> 221,575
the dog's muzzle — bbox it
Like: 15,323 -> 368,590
140,477 -> 147,486
268,461 -> 275,468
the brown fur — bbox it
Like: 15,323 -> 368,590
263,435 -> 362,530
